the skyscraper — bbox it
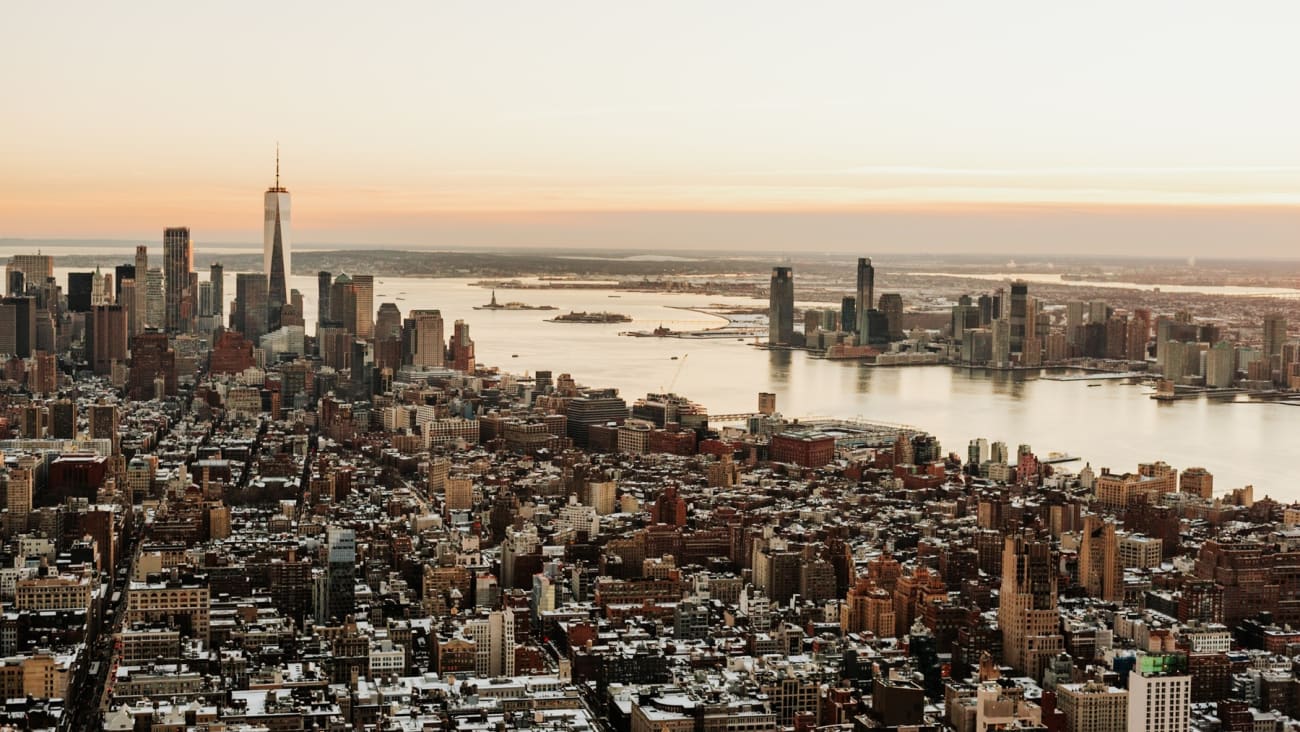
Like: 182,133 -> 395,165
998,531 -> 1063,680
163,227 -> 194,333
1009,280 -> 1028,353
841,296 -> 856,335
67,272 -> 94,313
450,320 -> 475,372
352,274 -> 374,339
134,246 -> 149,332
878,293 -> 904,341
5,255 -> 53,294
0,297 -> 35,358
768,267 -> 794,346
317,271 -> 333,332
1263,314 -> 1287,358
404,309 -> 445,368
264,151 -> 291,306
87,304 -> 128,375
234,273 -> 269,343
145,268 -> 165,330
209,263 -> 224,316
855,257 -> 875,340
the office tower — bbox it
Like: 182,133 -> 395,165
144,268 -> 165,329
67,272 -> 94,312
352,275 -> 374,339
0,297 -> 35,358
445,475 -> 473,514
234,273 -> 269,343
375,303 -> 402,341
841,296 -> 857,335
1204,341 -> 1235,388
89,403 -> 121,454
113,264 -> 135,301
131,246 -> 148,331
1009,280 -> 1028,353
197,281 -> 214,318
1127,654 -> 1190,732
1079,515 -> 1122,603
758,392 -> 776,415
991,319 -> 1011,366
565,389 -> 629,447
5,269 -> 23,297
404,309 -> 445,368
6,255 -> 53,294
1128,308 -> 1152,361
90,266 -> 112,306
163,227 -> 194,333
128,332 -> 177,400
209,263 -> 224,316
1263,314 -> 1286,358
878,293 -> 904,341
87,304 -> 128,375
449,320 -> 475,372
329,274 -> 358,334
855,257 -> 875,341
1088,300 -> 1109,324
51,399 -> 76,439
999,532 -> 1063,680
3,464 -> 33,535
264,153 -> 291,316
324,527 -> 356,623
768,267 -> 794,346
464,609 -> 516,677
1065,301 -> 1085,348
316,271 -> 332,332
118,278 -> 138,337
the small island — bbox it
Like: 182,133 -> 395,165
546,311 -> 633,324
473,290 -> 558,311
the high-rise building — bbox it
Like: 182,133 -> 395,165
234,273 -> 269,343
1078,515 -> 1122,603
329,274 -> 358,335
67,272 -> 94,312
375,302 -> 402,341
464,609 -> 516,677
87,304 -> 128,375
163,227 -> 194,333
352,275 -> 374,339
323,527 -> 356,623
999,532 -> 1063,680
855,257 -> 875,340
840,296 -> 857,335
316,271 -> 333,333
878,293 -> 904,341
0,297 -> 35,358
566,389 -> 629,447
5,255 -> 53,295
264,153 -> 291,317
768,267 -> 794,346
449,320 -> 475,372
1263,314 -> 1287,358
404,309 -> 445,368
145,268 -> 165,329
209,263 -> 224,316
1127,654 -> 1190,732
134,246 -> 149,332
114,264 -> 135,302
128,331 -> 177,400
89,403 -> 121,454
1009,280 -> 1028,353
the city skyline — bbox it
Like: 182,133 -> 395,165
7,3 -> 1300,255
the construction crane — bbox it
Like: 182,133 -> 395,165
663,353 -> 689,393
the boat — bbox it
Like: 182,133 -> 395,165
670,356 -> 679,360
1043,452 -> 1080,464
1087,383 -> 1102,387
512,354 -> 519,358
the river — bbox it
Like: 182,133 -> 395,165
24,257 -> 1300,501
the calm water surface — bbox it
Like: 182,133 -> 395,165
32,262 -> 1300,500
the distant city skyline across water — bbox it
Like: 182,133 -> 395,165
25,246 -> 1291,501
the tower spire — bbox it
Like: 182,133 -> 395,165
275,143 -> 280,189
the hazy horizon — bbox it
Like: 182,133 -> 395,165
7,2 -> 1300,256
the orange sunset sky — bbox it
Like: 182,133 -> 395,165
5,1 -> 1300,255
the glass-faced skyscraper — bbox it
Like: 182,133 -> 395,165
768,267 -> 794,346
264,150 -> 291,321
855,257 -> 874,344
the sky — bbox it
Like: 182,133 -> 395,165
4,1 -> 1300,256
